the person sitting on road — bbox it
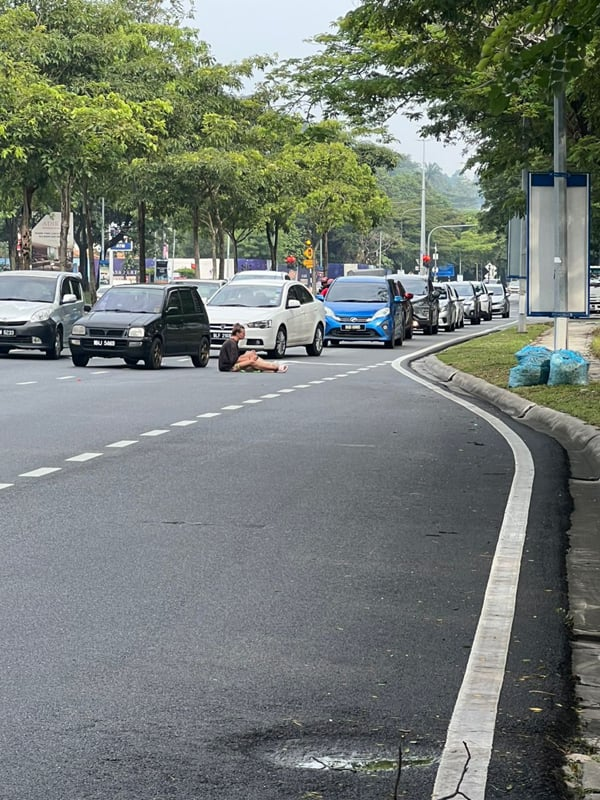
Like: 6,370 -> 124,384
218,323 -> 288,373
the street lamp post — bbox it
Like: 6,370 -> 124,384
426,224 -> 478,276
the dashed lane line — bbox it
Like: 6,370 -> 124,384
16,381 -> 37,386
171,420 -> 197,427
65,452 -> 103,462
197,412 -> 221,418
19,467 -> 62,478
106,440 -> 138,448
140,430 -> 170,437
0,484 -> 14,490
221,405 -> 243,410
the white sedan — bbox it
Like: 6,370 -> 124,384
206,279 -> 325,358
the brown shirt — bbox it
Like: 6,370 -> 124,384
218,338 -> 240,372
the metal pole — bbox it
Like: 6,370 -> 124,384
518,169 -> 527,332
553,47 -> 568,351
419,141 -> 426,275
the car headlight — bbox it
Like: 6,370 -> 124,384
246,319 -> 273,329
31,308 -> 52,322
128,327 -> 146,338
71,324 -> 86,336
325,307 -> 340,321
370,307 -> 390,321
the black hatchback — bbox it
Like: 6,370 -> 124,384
69,284 -> 211,369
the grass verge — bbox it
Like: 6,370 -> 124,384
436,323 -> 600,428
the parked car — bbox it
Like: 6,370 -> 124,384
395,275 -> 440,335
206,279 -> 325,358
433,282 -> 460,331
320,274 -> 412,349
485,282 -> 510,318
170,279 -> 226,303
508,279 -> 520,294
0,269 -> 87,359
446,281 -> 481,325
473,281 -> 493,321
69,283 -> 211,369
228,270 -> 291,282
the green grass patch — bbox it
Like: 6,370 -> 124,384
591,326 -> 600,359
436,323 -> 600,428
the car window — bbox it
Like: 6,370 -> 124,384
95,287 -> 164,313
401,278 -> 430,295
67,278 -> 82,300
449,283 -> 474,297
167,291 -> 182,312
208,284 -> 283,307
0,275 -> 55,302
190,289 -> 208,318
295,285 -> 314,305
326,281 -> 390,303
179,289 -> 196,314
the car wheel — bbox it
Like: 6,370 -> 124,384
191,337 -> 210,367
306,324 -> 324,357
144,337 -> 163,369
384,326 -> 396,348
124,358 -> 139,367
268,327 -> 287,358
431,323 -> 439,335
502,311 -> 510,318
72,353 -> 89,367
46,327 -> 63,359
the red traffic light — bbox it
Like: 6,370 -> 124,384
423,255 -> 431,264
285,255 -> 296,265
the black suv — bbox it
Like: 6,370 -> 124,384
69,284 -> 211,369
396,275 -> 440,335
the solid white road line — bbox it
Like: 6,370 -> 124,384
392,351 -> 535,800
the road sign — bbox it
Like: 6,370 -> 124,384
303,246 -> 314,260
303,259 -> 314,269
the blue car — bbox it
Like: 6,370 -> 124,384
320,275 -> 413,348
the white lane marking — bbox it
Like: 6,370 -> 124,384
346,370 -> 360,374
293,384 -> 311,388
141,429 -> 170,436
57,375 -> 76,381
19,467 -> 62,478
243,399 -> 263,405
91,370 -> 109,374
171,420 -> 197,427
337,443 -> 376,448
392,352 -> 535,800
309,380 -> 325,385
261,393 -> 280,399
106,440 -> 138,448
221,405 -> 243,411
197,412 -> 221,418
323,376 -> 338,381
335,373 -> 348,378
65,452 -> 103,462
0,483 -> 14,490
278,388 -> 295,393
17,381 -> 37,386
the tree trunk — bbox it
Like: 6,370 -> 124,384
7,216 -> 18,269
81,181 -> 95,300
266,221 -> 278,270
192,205 -> 200,275
322,231 -> 329,275
19,185 -> 35,270
138,200 -> 146,284
59,178 -> 73,271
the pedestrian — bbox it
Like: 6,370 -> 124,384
218,323 -> 288,373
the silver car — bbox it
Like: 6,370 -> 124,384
0,270 -> 86,358
433,282 -> 461,331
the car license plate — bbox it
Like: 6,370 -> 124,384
0,329 -> 15,336
342,324 -> 363,331
94,339 -> 115,346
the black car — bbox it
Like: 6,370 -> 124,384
396,275 -> 440,335
69,284 -> 211,369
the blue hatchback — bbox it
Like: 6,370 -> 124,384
320,275 -> 412,348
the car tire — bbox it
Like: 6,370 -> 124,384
502,311 -> 510,318
72,353 -> 89,367
191,337 -> 210,367
268,327 -> 287,358
306,324 -> 324,357
46,327 -> 63,359
144,337 -> 163,369
124,358 -> 139,367
384,326 -> 396,348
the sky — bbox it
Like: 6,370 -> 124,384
192,0 -> 472,175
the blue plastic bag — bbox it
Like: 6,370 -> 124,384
508,345 -> 551,387
547,349 -> 589,386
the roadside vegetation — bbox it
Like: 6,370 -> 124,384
436,325 -> 600,428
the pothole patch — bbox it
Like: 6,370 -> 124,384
267,744 -> 436,774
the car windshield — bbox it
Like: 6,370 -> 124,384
325,282 -> 390,302
450,283 -> 474,297
208,284 -> 283,307
0,276 -> 55,302
94,287 -> 164,313
434,286 -> 448,299
194,282 -> 221,301
400,278 -> 428,295
487,285 -> 505,295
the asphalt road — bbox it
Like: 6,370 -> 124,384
0,311 -> 575,799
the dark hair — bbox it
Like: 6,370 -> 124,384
231,323 -> 245,336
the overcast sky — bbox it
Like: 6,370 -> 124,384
192,0 -> 472,175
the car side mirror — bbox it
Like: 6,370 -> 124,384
405,292 -> 414,300
315,294 -> 324,301
83,303 -> 92,312
61,293 -> 77,304
287,299 -> 301,308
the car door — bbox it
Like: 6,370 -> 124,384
164,288 -> 185,354
293,284 -> 320,343
284,284 -> 308,344
178,287 -> 200,353
58,276 -> 84,337
389,280 -> 406,335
